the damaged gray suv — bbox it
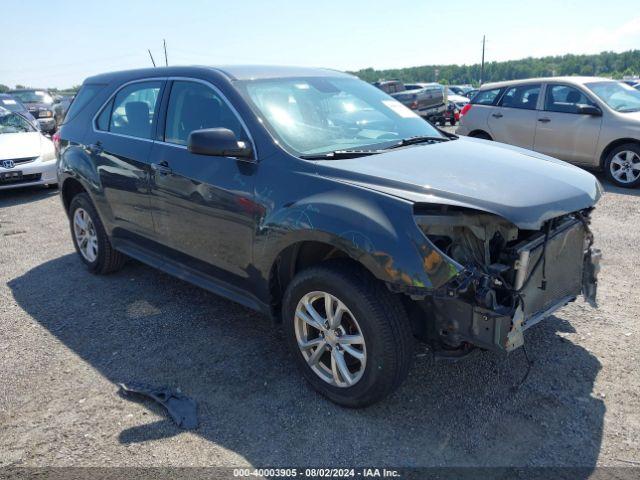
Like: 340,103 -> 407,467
57,66 -> 601,407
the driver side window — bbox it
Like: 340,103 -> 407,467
164,81 -> 245,146
545,85 -> 595,114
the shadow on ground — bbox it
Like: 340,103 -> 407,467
0,185 -> 59,207
7,254 -> 604,470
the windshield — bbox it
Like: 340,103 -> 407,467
10,90 -> 54,105
0,97 -> 24,112
585,81 -> 640,113
0,110 -> 36,134
236,77 -> 443,156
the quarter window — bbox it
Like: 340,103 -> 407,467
545,85 -> 595,113
471,88 -> 502,105
499,84 -> 541,110
164,81 -> 245,146
101,81 -> 161,139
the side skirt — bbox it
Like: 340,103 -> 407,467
112,238 -> 272,318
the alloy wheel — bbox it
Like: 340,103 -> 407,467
610,150 -> 640,184
294,291 -> 367,387
73,208 -> 98,263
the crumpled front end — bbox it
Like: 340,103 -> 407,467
413,205 -> 601,355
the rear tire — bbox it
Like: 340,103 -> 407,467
282,261 -> 415,407
68,193 -> 126,274
604,143 -> 640,188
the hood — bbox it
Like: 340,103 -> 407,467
25,102 -> 53,111
316,137 -> 601,230
0,132 -> 44,160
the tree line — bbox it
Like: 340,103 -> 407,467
351,50 -> 640,86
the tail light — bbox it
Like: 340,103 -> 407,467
460,103 -> 472,117
52,131 -> 61,152
410,100 -> 419,109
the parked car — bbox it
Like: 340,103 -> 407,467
7,88 -> 57,134
57,66 -> 601,407
457,77 -> 640,187
449,85 -> 473,96
0,107 -> 57,190
465,88 -> 479,100
375,81 -> 447,123
53,94 -> 75,126
0,93 -> 39,130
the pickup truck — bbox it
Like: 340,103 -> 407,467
374,80 -> 447,123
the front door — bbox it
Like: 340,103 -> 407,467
487,83 -> 541,149
533,83 -> 603,165
148,80 -> 258,289
89,80 -> 164,238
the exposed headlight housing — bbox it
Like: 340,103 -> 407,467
39,110 -> 53,118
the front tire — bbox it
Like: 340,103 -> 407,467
69,193 -> 125,274
282,261 -> 415,407
605,143 -> 640,188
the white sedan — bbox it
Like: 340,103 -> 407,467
0,107 -> 57,191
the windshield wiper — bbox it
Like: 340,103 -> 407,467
299,149 -> 384,160
386,135 -> 451,150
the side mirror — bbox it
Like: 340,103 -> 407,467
187,128 -> 253,159
576,104 -> 602,116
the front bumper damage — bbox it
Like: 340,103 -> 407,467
413,210 -> 601,355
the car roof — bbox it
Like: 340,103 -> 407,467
8,88 -> 50,92
84,65 -> 354,84
481,76 -> 614,90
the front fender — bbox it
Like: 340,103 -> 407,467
254,187 -> 462,294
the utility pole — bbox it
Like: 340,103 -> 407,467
480,35 -> 486,85
163,39 -> 168,67
148,49 -> 156,67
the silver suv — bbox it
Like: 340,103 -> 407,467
457,77 -> 640,188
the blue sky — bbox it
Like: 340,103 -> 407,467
1,0 -> 638,88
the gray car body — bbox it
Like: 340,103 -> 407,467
457,76 -> 640,170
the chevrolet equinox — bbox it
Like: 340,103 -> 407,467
57,66 -> 601,407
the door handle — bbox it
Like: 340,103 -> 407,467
491,113 -> 503,118
151,161 -> 172,175
88,141 -> 103,154
538,118 -> 551,123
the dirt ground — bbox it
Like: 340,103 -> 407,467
0,175 -> 639,470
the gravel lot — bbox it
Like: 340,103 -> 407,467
1,173 -> 639,469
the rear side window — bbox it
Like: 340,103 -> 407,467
545,85 -> 596,113
100,81 -> 161,139
164,81 -> 245,146
471,88 -> 502,105
499,84 -> 541,110
63,84 -> 103,124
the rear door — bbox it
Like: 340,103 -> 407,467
487,83 -> 541,149
459,87 -> 502,135
533,83 -> 603,165
88,79 -> 164,238
148,79 -> 257,287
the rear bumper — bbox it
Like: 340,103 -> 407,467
418,104 -> 447,118
0,158 -> 57,190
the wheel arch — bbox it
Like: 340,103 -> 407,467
468,129 -> 493,140
61,177 -> 88,213
599,138 -> 640,168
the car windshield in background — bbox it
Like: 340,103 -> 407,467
586,81 -> 640,113
0,110 -> 36,134
11,90 -> 54,105
0,97 -> 23,112
237,77 -> 443,156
